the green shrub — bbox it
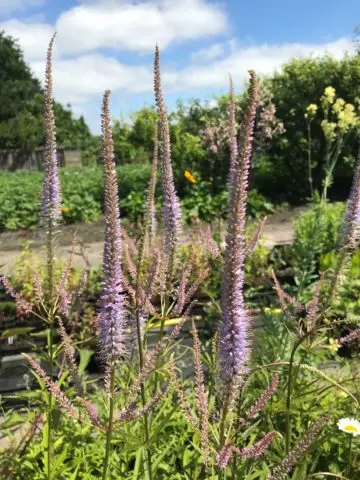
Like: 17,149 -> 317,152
321,249 -> 360,317
0,164 -> 152,231
0,166 -> 274,231
292,202 -> 345,292
180,184 -> 274,224
0,170 -> 42,231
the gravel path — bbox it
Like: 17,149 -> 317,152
0,206 -> 305,275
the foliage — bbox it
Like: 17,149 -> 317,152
0,165 -> 152,230
321,249 -> 360,319
181,184 -> 275,225
292,202 -> 345,293
0,30 -> 41,123
0,31 -> 92,150
305,86 -> 360,201
258,54 -> 360,202
2,38 -> 360,480
0,165 -> 274,230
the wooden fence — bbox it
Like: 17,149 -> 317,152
0,148 -> 82,171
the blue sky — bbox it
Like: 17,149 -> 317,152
0,0 -> 359,132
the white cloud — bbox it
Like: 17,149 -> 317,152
56,0 -> 227,55
0,19 -> 54,60
0,0 -> 44,15
27,37 -> 354,109
30,54 -> 153,103
171,38 -> 354,91
1,0 -> 227,60
191,42 -> 225,63
191,38 -> 239,63
0,0 -> 355,132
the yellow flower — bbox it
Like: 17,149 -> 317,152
321,120 -> 337,141
264,307 -> 282,315
336,390 -> 348,399
184,170 -> 196,184
328,338 -> 339,353
337,418 -> 360,436
323,86 -> 336,104
61,207 -> 70,214
332,97 -> 346,114
305,103 -> 318,118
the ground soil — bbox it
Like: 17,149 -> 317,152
0,206 -> 307,275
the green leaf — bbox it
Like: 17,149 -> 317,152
0,411 -> 26,429
1,327 -> 34,339
299,363 -> 358,404
132,447 -> 144,480
78,348 -> 93,375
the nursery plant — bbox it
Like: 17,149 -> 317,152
1,34 -> 360,480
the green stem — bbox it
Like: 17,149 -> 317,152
285,331 -> 314,454
46,218 -> 55,479
231,397 -> 243,479
47,320 -> 54,480
346,435 -> 353,476
285,339 -> 299,454
307,120 -> 314,199
218,391 -> 230,480
102,365 -> 115,480
135,308 -> 153,480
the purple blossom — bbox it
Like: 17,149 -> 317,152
98,90 -> 126,363
240,432 -> 277,460
1,275 -> 33,316
154,46 -> 182,274
216,432 -> 276,470
246,373 -> 280,419
219,71 -> 258,387
268,416 -> 328,479
41,33 -> 61,224
24,354 -> 81,421
228,74 -> 239,190
216,443 -> 236,470
340,328 -> 360,344
341,149 -> 360,250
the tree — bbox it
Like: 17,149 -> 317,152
0,30 -> 41,123
0,30 -> 92,151
257,54 -> 360,202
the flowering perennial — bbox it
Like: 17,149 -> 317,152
154,46 -> 182,278
41,33 -> 61,224
219,71 -> 258,387
98,90 -> 126,363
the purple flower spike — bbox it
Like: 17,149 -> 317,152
154,46 -> 182,274
98,90 -> 126,363
219,72 -> 258,389
41,33 -> 61,224
228,74 -> 239,190
341,149 -> 360,250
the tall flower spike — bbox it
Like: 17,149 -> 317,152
154,46 -> 182,280
217,431 -> 277,469
219,72 -> 258,389
341,149 -> 360,250
98,90 -> 126,364
245,216 -> 267,257
246,373 -> 280,419
41,33 -> 61,223
340,328 -> 360,344
268,416 -> 328,480
1,276 -> 33,316
228,74 -> 238,189
24,354 -> 81,420
146,121 -> 159,248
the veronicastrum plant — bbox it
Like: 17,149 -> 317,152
1,34 -> 360,480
